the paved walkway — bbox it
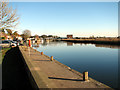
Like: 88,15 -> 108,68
20,46 -> 111,88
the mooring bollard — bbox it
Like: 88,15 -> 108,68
83,71 -> 88,81
41,52 -> 43,55
24,47 -> 27,51
51,56 -> 53,61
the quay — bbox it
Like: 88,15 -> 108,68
18,46 -> 111,89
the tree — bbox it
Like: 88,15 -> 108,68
48,35 -> 53,37
34,34 -> 39,39
6,29 -> 12,35
13,31 -> 19,36
22,30 -> 31,40
0,1 -> 19,29
41,35 -> 47,39
1,28 -> 5,33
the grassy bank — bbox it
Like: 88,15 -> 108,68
2,47 -> 11,59
0,47 -> 11,64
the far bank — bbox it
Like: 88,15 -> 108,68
60,38 -> 120,45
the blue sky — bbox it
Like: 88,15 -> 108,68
10,2 -> 118,37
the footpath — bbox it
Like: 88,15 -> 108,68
19,46 -> 112,89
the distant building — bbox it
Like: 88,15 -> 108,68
67,35 -> 73,39
7,36 -> 12,40
16,36 -> 22,40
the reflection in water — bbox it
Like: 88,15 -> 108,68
42,41 -> 47,46
67,42 -> 73,46
33,41 -> 120,49
95,44 -> 120,49
69,42 -> 120,49
33,41 -> 118,88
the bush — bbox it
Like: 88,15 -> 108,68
2,37 -> 5,39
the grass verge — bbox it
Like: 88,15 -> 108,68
0,47 -> 11,64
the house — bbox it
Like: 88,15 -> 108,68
67,35 -> 73,39
0,32 -> 12,40
16,36 -> 22,40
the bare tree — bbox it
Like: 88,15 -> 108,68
0,1 -> 19,30
34,34 -> 39,39
13,31 -> 19,36
22,30 -> 31,40
41,35 -> 47,39
6,29 -> 12,35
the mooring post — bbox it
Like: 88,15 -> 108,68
51,56 -> 53,61
83,71 -> 88,81
24,46 -> 27,51
41,52 -> 43,55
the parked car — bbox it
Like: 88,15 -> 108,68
1,40 -> 17,47
8,40 -> 18,46
0,40 -> 10,47
13,40 -> 21,46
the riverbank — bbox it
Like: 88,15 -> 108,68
19,46 -> 112,89
61,38 -> 120,45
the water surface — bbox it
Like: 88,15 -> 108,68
33,41 -> 118,88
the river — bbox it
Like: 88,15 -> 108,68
33,41 -> 118,88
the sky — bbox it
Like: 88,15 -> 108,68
10,2 -> 118,37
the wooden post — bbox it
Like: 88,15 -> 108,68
51,56 -> 53,61
83,71 -> 88,81
41,52 -> 43,55
24,46 -> 27,51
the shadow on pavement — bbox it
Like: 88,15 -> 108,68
48,77 -> 83,81
2,47 -> 33,89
